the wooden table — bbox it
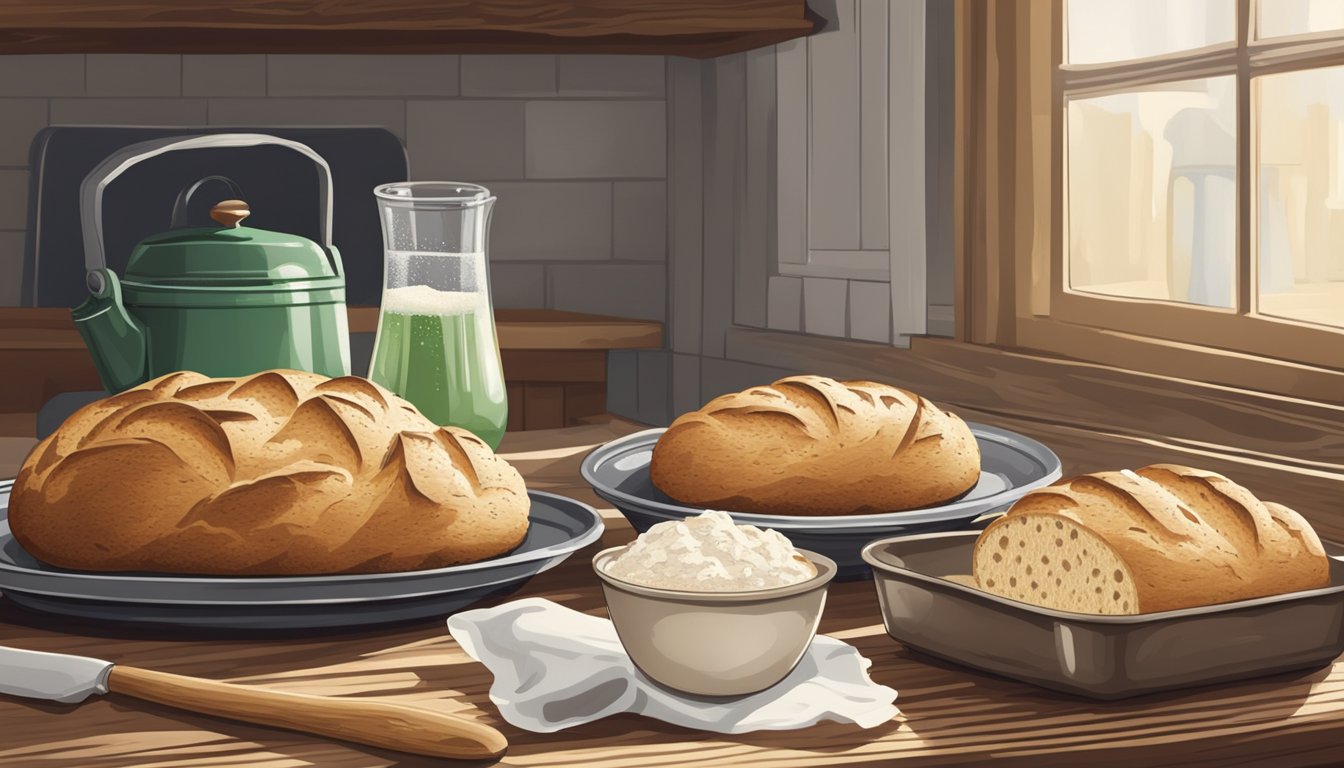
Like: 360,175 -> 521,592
1,418 -> 1342,767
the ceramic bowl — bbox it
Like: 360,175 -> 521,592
592,546 -> 837,697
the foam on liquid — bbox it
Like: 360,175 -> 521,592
381,284 -> 486,317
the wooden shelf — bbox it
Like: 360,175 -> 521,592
0,306 -> 662,437
0,1 -> 817,58
0,307 -> 662,352
346,307 -> 663,350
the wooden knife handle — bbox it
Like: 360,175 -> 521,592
107,665 -> 507,760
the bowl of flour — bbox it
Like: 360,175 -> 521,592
593,511 -> 836,697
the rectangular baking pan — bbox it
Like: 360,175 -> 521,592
862,531 -> 1344,699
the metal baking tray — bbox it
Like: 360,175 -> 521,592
862,531 -> 1344,699
0,480 -> 603,630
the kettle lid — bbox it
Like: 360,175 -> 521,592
124,198 -> 343,294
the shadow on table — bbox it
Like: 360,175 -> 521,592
880,643 -> 1332,765
0,693 -> 503,768
498,710 -> 906,759
0,596 -> 453,643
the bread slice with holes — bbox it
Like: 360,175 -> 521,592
972,465 -> 1331,614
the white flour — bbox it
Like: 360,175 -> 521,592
604,510 -> 815,591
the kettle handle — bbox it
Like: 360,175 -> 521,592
79,133 -> 335,282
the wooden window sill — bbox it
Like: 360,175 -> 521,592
0,0 -> 817,58
724,325 -> 1344,541
1010,315 -> 1344,404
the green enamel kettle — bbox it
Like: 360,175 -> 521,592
73,134 -> 351,393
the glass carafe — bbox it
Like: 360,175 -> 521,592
370,182 -> 507,449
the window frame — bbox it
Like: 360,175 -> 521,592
1051,0 -> 1344,369
956,0 -> 1344,388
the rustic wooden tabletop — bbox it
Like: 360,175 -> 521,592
1,418 -> 1341,767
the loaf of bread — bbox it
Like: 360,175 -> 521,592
649,375 -> 980,516
973,465 -> 1331,614
9,370 -> 530,575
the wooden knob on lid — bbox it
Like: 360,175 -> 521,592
210,199 -> 250,228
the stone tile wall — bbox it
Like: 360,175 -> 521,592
0,53 -> 668,317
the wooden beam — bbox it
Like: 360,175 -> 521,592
0,0 -> 815,58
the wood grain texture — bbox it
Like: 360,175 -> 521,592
562,382 -> 608,426
501,350 -> 607,383
960,1 -> 1344,381
0,419 -> 1340,767
523,384 -> 565,430
721,327 -> 1344,535
491,311 -> 663,351
506,383 -> 525,433
0,0 -> 815,58
345,307 -> 663,349
944,404 -> 1344,544
956,0 -> 1018,346
0,308 -> 660,437
1013,315 -> 1344,405
3,308 -> 661,351
107,665 -> 508,760
725,327 -> 1344,471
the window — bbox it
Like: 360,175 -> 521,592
1048,0 -> 1344,369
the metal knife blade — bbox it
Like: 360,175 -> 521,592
0,646 -> 113,704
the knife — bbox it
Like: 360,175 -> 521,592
0,645 -> 507,760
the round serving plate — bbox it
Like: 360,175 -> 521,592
580,423 -> 1062,580
0,481 -> 603,630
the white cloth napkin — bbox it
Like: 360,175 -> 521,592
446,597 -> 899,734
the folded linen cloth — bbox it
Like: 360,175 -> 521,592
446,597 -> 899,734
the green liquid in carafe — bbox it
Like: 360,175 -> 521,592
369,283 -> 508,450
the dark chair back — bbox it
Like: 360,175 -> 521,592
22,126 -> 406,308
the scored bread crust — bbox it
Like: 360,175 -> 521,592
9,370 -> 530,575
973,464 -> 1330,614
649,375 -> 980,515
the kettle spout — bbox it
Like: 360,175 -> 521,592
73,270 -> 148,393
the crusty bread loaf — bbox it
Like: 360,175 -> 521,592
10,370 -> 530,575
973,465 -> 1331,614
649,375 -> 980,515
